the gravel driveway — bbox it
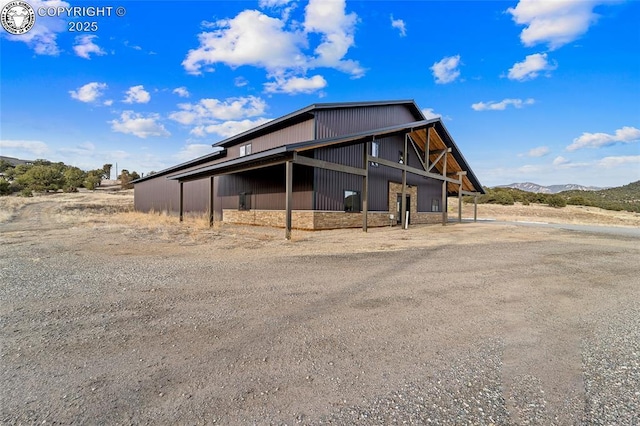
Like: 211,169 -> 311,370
1,197 -> 639,424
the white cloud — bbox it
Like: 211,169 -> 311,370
124,40 -> 142,50
566,126 -> 640,151
471,98 -> 535,111
421,108 -> 441,120
191,118 -> 272,138
553,155 -> 570,166
0,139 -> 49,156
259,0 -> 293,7
123,85 -> 151,104
517,164 -> 542,174
234,77 -> 249,87
103,99 -> 113,106
73,35 -> 106,59
183,10 -> 307,75
169,96 -> 268,126
69,82 -> 108,103
182,1 -> 363,92
264,74 -> 327,94
507,0 -> 603,50
57,141 -> 96,156
303,0 -> 363,77
527,146 -> 550,157
172,87 -> 190,98
1,0 -> 69,55
597,155 -> 640,168
390,15 -> 406,37
507,53 -> 557,81
430,55 -> 461,84
174,143 -> 219,162
109,111 -> 170,138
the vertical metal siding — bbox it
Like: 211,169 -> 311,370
227,118 -> 314,159
134,178 -> 181,213
315,105 -> 416,139
134,177 -> 211,214
216,164 -> 313,210
313,133 -> 442,212
183,179 -> 209,213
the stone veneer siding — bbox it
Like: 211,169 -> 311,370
222,180 -> 445,230
387,182 -> 443,225
222,209 -> 441,230
223,209 -> 394,230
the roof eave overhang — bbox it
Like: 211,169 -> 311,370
170,118 -> 485,194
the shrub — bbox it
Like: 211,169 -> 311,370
547,195 -> 566,208
495,192 -> 515,205
19,188 -> 33,197
0,179 -> 9,196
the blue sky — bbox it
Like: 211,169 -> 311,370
1,0 -> 638,187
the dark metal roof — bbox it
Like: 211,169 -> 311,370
169,118 -> 485,194
212,99 -> 423,148
131,148 -> 227,184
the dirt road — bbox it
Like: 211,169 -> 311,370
1,194 -> 639,424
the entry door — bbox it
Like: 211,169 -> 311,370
396,194 -> 410,224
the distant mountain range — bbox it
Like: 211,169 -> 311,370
497,182 -> 606,194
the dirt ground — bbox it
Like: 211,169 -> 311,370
1,192 -> 639,424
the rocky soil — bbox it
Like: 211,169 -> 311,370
1,193 -> 638,424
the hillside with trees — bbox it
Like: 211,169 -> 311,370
467,181 -> 640,213
0,159 -> 138,196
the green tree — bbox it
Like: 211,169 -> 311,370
102,164 -> 113,180
63,167 -> 86,192
119,169 -> 136,189
84,169 -> 103,190
547,194 -> 567,208
0,178 -> 10,195
0,160 -> 13,173
15,164 -> 64,192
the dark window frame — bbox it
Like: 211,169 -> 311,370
344,190 -> 361,213
239,192 -> 251,211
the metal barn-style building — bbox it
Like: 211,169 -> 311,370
133,100 -> 485,239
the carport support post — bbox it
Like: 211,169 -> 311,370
401,134 -> 408,230
458,172 -> 463,223
474,194 -> 478,222
179,181 -> 184,223
362,141 -> 370,232
285,160 -> 293,240
441,151 -> 448,225
208,176 -> 214,227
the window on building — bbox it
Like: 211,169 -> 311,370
239,192 -> 251,210
370,141 -> 379,167
431,198 -> 440,212
239,143 -> 252,157
344,190 -> 361,213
